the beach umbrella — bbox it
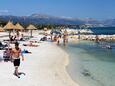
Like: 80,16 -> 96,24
4,21 -> 15,30
15,23 -> 24,31
3,21 -> 15,37
15,23 -> 25,36
0,27 -> 4,32
26,24 -> 37,37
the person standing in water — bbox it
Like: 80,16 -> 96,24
63,29 -> 68,46
57,34 -> 61,45
11,42 -> 24,78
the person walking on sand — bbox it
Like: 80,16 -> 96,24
11,42 -> 24,78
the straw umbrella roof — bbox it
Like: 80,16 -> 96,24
4,21 -> 15,30
15,23 -> 24,30
0,27 -> 4,32
26,24 -> 37,37
26,24 -> 37,30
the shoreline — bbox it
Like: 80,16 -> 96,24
53,43 -> 79,86
42,42 -> 80,86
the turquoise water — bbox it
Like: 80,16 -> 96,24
61,41 -> 115,86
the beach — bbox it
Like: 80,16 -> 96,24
0,28 -> 115,86
0,35 -> 79,86
0,0 -> 115,86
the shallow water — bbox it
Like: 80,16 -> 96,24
61,40 -> 115,86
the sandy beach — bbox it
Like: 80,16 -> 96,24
0,35 -> 79,86
0,0 -> 115,85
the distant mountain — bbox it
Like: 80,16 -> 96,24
102,19 -> 115,27
28,13 -> 87,25
0,13 -> 115,27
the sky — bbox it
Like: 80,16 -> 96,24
0,0 -> 115,19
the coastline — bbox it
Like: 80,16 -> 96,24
52,43 -> 79,86
0,38 -> 79,86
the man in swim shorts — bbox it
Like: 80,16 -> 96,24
11,42 -> 24,78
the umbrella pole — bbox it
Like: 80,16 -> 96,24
9,30 -> 11,38
30,30 -> 32,38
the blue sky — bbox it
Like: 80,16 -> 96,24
0,0 -> 115,19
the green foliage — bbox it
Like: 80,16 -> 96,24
0,18 -> 86,30
0,19 -> 7,27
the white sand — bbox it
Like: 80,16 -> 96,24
0,39 -> 79,86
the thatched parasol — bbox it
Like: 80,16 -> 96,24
15,23 -> 25,37
3,21 -> 15,37
26,24 -> 37,37
15,23 -> 24,30
4,21 -> 15,30
0,27 -> 4,32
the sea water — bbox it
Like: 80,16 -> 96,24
61,40 -> 115,86
89,27 -> 115,35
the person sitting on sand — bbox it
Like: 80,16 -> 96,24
11,42 -> 24,78
10,36 -> 14,43
29,40 -> 38,43
0,41 -> 7,50
3,48 -> 12,62
40,36 -> 47,41
22,49 -> 32,54
23,41 -> 38,47
10,35 -> 17,43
